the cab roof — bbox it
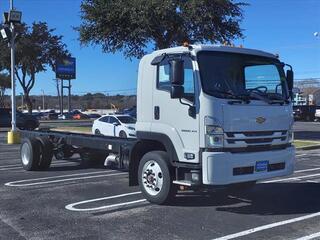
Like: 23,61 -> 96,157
149,44 -> 278,60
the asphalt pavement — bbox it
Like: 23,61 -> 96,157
293,121 -> 320,140
1,131 -> 320,240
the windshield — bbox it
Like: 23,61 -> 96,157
197,51 -> 289,101
117,116 -> 136,124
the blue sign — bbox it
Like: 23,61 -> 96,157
55,57 -> 76,79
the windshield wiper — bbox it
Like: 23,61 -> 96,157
248,91 -> 272,104
213,90 -> 250,103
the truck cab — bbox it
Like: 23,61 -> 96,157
133,44 -> 295,203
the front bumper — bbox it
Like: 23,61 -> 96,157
202,146 -> 295,185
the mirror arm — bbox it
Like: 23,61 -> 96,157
179,98 -> 196,118
285,63 -> 293,71
179,98 -> 193,108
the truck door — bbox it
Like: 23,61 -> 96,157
151,56 -> 199,163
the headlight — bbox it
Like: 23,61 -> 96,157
205,125 -> 224,148
127,126 -> 135,131
288,129 -> 294,143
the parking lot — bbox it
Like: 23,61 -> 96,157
1,130 -> 320,240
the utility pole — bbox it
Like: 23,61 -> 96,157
68,79 -> 71,113
41,89 -> 45,111
60,80 -> 64,114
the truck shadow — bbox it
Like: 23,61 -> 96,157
171,183 -> 320,216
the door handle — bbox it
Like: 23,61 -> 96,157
154,106 -> 160,120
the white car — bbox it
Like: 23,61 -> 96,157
92,114 -> 136,138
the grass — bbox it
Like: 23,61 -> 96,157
294,140 -> 320,148
53,126 -> 92,134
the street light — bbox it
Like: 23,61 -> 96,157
2,0 -> 22,144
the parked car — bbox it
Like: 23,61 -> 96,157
73,113 -> 89,120
92,114 -> 136,138
87,113 -> 101,119
31,112 -> 44,120
58,113 -> 74,120
0,108 -> 39,130
293,105 -> 316,121
41,110 -> 59,120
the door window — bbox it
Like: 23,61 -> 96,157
109,116 -> 120,125
99,116 -> 109,123
157,57 -> 195,102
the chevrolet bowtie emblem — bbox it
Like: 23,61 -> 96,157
256,117 -> 266,124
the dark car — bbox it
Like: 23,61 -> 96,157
87,113 -> 101,119
41,110 -> 59,120
123,106 -> 136,118
0,108 -> 39,130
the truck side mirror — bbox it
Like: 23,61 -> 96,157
286,69 -> 294,97
170,59 -> 184,85
171,85 -> 184,99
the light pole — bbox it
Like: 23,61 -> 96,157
3,0 -> 22,144
10,0 -> 16,132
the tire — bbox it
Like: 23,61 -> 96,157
138,151 -> 176,204
95,129 -> 101,135
119,131 -> 127,138
20,138 -> 41,171
36,137 -> 53,170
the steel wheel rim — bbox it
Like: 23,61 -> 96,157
141,160 -> 163,196
21,143 -> 31,166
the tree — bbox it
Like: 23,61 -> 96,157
0,72 -> 11,108
0,22 -> 69,113
78,0 -> 246,58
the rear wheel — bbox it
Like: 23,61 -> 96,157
94,129 -> 101,135
138,151 -> 176,204
36,137 -> 53,170
20,138 -> 41,171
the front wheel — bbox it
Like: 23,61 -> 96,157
119,131 -> 127,138
138,151 -> 176,204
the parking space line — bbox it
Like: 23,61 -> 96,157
0,162 -> 78,171
262,173 -> 320,183
0,160 -> 75,168
211,212 -> 320,240
4,170 -> 126,187
295,167 -> 320,173
65,191 -> 146,212
294,232 -> 320,240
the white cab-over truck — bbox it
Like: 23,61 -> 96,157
20,44 -> 295,204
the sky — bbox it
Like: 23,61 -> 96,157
0,0 -> 319,96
